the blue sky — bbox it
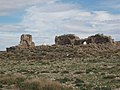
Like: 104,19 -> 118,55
0,0 -> 120,50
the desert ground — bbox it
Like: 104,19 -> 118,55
0,43 -> 120,90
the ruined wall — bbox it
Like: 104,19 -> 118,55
19,34 -> 35,49
55,34 -> 115,45
85,34 -> 115,44
6,34 -> 35,52
55,34 -> 80,45
6,33 -> 115,52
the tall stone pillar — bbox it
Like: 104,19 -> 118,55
19,34 -> 35,49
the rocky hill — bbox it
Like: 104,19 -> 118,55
1,43 -> 120,61
0,34 -> 120,90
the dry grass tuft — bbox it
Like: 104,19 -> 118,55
17,78 -> 71,90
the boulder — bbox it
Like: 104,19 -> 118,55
55,34 -> 80,45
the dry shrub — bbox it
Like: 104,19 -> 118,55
17,78 -> 71,90
0,73 -> 26,85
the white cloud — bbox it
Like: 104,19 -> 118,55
22,3 -> 120,38
0,24 -> 25,33
0,0 -> 56,16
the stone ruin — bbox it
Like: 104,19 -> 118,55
55,34 -> 80,45
19,34 -> 35,49
6,33 -> 115,52
81,34 -> 115,44
55,34 -> 115,45
6,34 -> 35,52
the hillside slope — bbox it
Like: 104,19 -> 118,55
0,44 -> 120,90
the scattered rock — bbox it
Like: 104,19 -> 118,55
6,46 -> 20,52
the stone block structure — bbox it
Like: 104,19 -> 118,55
6,34 -> 35,52
55,34 -> 115,45
19,34 -> 35,49
80,34 -> 115,45
6,33 -> 115,52
55,34 -> 80,45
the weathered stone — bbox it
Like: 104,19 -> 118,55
19,34 -> 35,49
78,34 -> 115,45
55,34 -> 115,45
6,46 -> 20,52
86,34 -> 115,44
6,34 -> 35,52
55,34 -> 80,45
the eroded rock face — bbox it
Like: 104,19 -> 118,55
19,34 -> 35,49
55,34 -> 80,45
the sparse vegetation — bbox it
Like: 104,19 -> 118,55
17,78 -> 70,90
0,44 -> 120,90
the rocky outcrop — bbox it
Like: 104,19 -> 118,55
19,34 -> 35,49
55,34 -> 80,45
